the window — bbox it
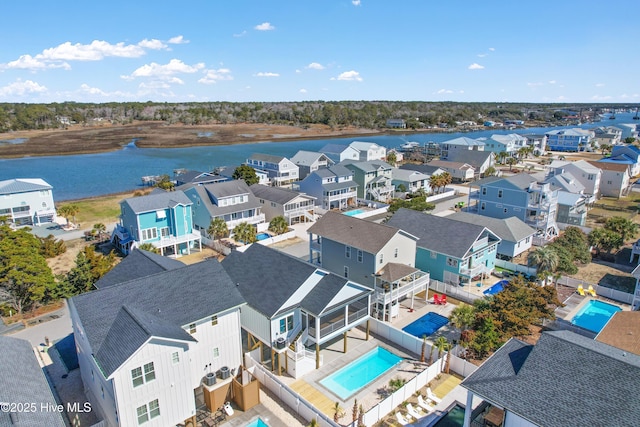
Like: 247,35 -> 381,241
498,190 -> 503,198
446,258 -> 459,268
279,314 -> 294,333
148,399 -> 160,419
172,352 -> 180,364
287,315 -> 294,331
131,367 -> 144,387
141,228 -> 157,241
137,404 -> 149,425
144,362 -> 156,382
189,323 -> 197,334
357,250 -> 363,263
379,253 -> 383,264
504,208 -> 508,213
345,246 -> 351,258
344,266 -> 349,278
160,227 -> 170,238
394,248 -> 398,258
213,347 -> 220,358
431,251 -> 437,259
481,202 -> 486,211
481,187 -> 487,195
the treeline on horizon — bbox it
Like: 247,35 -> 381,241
0,100 -> 635,133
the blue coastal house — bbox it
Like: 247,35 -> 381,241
598,145 -> 640,177
545,128 -> 593,152
111,190 -> 201,256
386,208 -> 500,286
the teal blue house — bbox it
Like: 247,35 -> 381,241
387,208 -> 500,285
111,190 -> 201,256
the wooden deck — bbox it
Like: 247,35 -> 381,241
290,379 -> 336,417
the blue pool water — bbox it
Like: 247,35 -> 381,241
343,209 -> 364,217
245,417 -> 269,427
319,347 -> 402,400
571,300 -> 622,333
433,405 -> 465,427
483,280 -> 509,296
402,312 -> 449,338
256,232 -> 270,241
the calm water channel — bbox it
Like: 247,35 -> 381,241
0,114 -> 635,201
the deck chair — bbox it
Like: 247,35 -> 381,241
440,295 -> 447,305
577,285 -> 586,296
587,285 -> 597,297
407,403 -> 426,419
427,387 -> 443,404
395,412 -> 411,425
417,395 -> 435,413
433,294 -> 441,304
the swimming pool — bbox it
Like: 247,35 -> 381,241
432,405 -> 465,427
319,347 -> 402,400
571,300 -> 622,333
343,209 -> 364,217
245,417 -> 269,427
483,280 -> 509,296
402,312 -> 449,338
256,232 -> 271,241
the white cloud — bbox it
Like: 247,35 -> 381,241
591,95 -> 613,100
0,79 -> 47,96
436,89 -> 453,94
138,39 -> 168,50
477,54 -> 487,58
595,83 -> 605,87
468,63 -> 484,70
40,40 -> 145,61
489,47 -> 495,51
168,35 -> 189,44
255,22 -> 275,31
299,88 -> 307,93
255,72 -> 280,77
199,68 -> 233,84
233,31 -> 247,38
306,62 -> 325,70
548,80 -> 556,84
334,70 -> 363,81
352,0 -> 361,5
1,54 -> 70,71
79,83 -> 109,96
125,59 -> 205,82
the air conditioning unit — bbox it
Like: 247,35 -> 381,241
220,366 -> 230,380
203,373 -> 216,386
275,337 -> 286,349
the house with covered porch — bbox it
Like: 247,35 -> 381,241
296,165 -> 358,211
221,244 -> 372,377
112,190 -> 202,256
387,208 -> 500,286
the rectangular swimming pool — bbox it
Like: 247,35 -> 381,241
402,312 -> 449,338
433,405 -> 465,427
343,209 -> 364,217
571,300 -> 622,333
483,280 -> 509,296
319,347 -> 401,400
245,417 -> 269,427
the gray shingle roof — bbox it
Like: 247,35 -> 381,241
340,159 -> 393,172
185,180 -> 261,217
462,331 -> 640,427
248,153 -> 286,163
448,212 -> 535,243
0,178 -> 52,195
95,249 -> 185,289
122,190 -> 192,213
399,164 -> 444,175
290,150 -> 332,167
444,149 -> 493,168
386,208 -> 490,258
250,184 -> 314,205
0,336 -> 66,427
308,211 -> 405,254
70,260 -> 244,378
480,173 -> 537,190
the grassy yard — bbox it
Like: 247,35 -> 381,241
58,189 -> 153,227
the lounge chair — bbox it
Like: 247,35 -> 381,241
577,285 -> 586,296
407,403 -> 426,419
587,285 -> 597,297
433,294 -> 441,304
395,412 -> 411,425
417,395 -> 435,413
440,295 -> 447,305
426,387 -> 442,404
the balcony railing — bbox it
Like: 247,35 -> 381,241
375,275 -> 429,305
152,231 -> 202,248
227,213 -> 265,229
459,263 -> 486,278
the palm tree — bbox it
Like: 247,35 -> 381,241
605,217 -> 639,245
268,215 -> 289,235
496,151 -> 508,165
352,399 -> 359,424
57,204 -> 80,226
433,336 -> 449,372
232,222 -> 257,244
483,166 -> 497,177
505,157 -> 517,172
429,174 -> 443,194
449,303 -> 475,345
333,402 -> 344,423
386,151 -> 397,166
207,217 -> 228,241
527,246 -> 559,285
138,243 -> 159,254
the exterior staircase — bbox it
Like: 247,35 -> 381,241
289,329 -> 305,351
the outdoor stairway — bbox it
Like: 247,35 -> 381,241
289,329 -> 305,351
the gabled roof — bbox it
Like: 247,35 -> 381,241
308,211 -> 411,254
545,172 -> 585,193
0,178 -> 52,195
340,159 -> 393,172
428,159 -> 474,170
314,164 -> 354,178
321,143 -> 357,154
349,141 -> 384,151
391,168 -> 430,182
587,160 -> 630,173
545,128 -> 593,137
122,190 -> 192,214
248,153 -> 287,163
221,244 -> 371,317
95,249 -> 185,289
399,164 -> 445,176
184,180 -> 261,217
489,133 -> 527,144
445,149 -> 493,167
448,212 -> 535,243
462,331 -> 640,427
290,150 -> 333,167
0,336 -> 66,427
250,184 -> 315,205
70,260 -> 244,378
175,170 -> 226,185
441,136 -> 485,147
387,208 -> 496,258
474,173 -> 537,190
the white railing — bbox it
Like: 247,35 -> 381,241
153,231 -> 202,248
375,275 -> 429,305
494,260 -> 537,277
227,213 -> 266,229
430,279 -> 482,304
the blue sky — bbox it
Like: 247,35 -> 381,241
2,1 -> 638,104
